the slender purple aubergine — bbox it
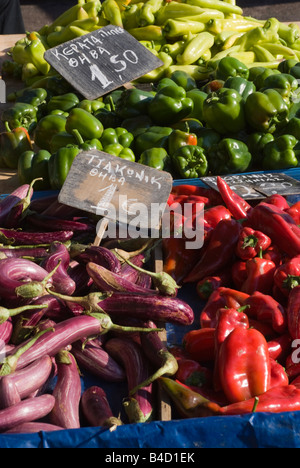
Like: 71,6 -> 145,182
0,184 -> 33,227
71,245 -> 122,274
4,421 -> 64,433
40,242 -> 76,295
81,386 -> 123,428
49,350 -> 81,429
0,228 -> 74,245
25,212 -> 94,232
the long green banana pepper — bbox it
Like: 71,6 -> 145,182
176,32 -> 215,65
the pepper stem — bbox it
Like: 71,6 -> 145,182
252,396 -> 259,413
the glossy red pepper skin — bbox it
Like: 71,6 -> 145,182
221,385 -> 300,415
184,219 -> 241,283
176,358 -> 213,389
267,334 -> 292,363
247,202 -> 300,258
241,255 -> 276,295
216,176 -> 252,220
285,200 -> 300,225
235,226 -> 271,261
218,327 -> 271,403
162,238 -> 201,284
203,205 -> 232,229
262,244 -> 283,267
264,193 -> 290,211
274,255 -> 300,298
231,260 -> 247,289
245,291 -> 287,334
196,268 -> 232,300
287,285 -> 300,340
183,328 -> 215,363
270,358 -> 289,389
200,287 -> 249,328
171,185 -> 224,205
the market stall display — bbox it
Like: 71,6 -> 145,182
2,0 -> 300,449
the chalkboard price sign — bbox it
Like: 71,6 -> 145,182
58,150 -> 173,236
44,25 -> 164,99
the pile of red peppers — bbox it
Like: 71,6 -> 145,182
161,177 -> 300,418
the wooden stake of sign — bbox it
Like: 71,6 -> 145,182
44,25 -> 163,100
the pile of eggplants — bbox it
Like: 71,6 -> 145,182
0,183 -> 194,433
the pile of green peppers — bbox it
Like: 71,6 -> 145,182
3,57 -> 300,189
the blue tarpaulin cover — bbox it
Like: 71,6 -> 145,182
1,168 -> 300,448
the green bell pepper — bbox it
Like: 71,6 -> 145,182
0,124 -> 33,169
65,108 -> 103,141
48,145 -> 81,190
194,127 -> 221,151
171,144 -> 208,178
207,138 -> 252,175
203,88 -> 246,135
47,93 -> 80,113
77,99 -> 105,114
215,56 -> 249,81
246,132 -> 274,168
186,89 -> 208,120
223,76 -> 256,101
18,149 -> 51,190
49,131 -> 79,153
121,115 -> 153,138
245,89 -> 289,133
169,70 -> 197,91
147,85 -> 194,126
278,59 -> 299,74
13,88 -> 48,108
138,147 -> 169,170
289,62 -> 300,80
168,128 -> 197,154
34,114 -> 67,151
116,88 -> 155,120
101,127 -> 134,149
252,68 -> 281,90
94,107 -> 122,129
134,126 -> 173,156
277,117 -> 300,139
261,73 -> 299,103
262,134 -> 300,170
1,102 -> 37,134
103,144 -> 135,161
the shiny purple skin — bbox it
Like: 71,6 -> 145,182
99,293 -> 194,326
0,185 -> 31,227
0,376 -> 21,409
105,337 -> 153,423
26,213 -> 94,232
0,228 -> 74,245
41,242 -> 76,295
50,351 -> 81,429
0,258 -> 53,299
4,422 -> 64,433
0,246 -> 49,259
86,262 -> 158,295
0,394 -> 55,433
72,338 -> 126,382
0,319 -> 13,345
9,355 -> 53,400
81,386 -> 122,427
15,315 -> 110,370
75,246 -> 122,274
69,263 -> 93,295
120,254 -> 145,283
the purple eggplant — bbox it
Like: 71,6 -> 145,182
86,262 -> 158,295
71,245 -> 121,274
4,421 -> 64,433
0,228 -> 74,245
15,313 -> 160,370
47,290 -> 194,326
41,199 -> 85,219
0,184 -> 32,227
0,318 -> 13,345
41,242 -> 76,295
0,376 -> 21,409
119,254 -> 145,283
81,386 -> 122,428
4,179 -> 36,229
28,194 -> 59,214
0,245 -> 49,260
50,350 -> 81,429
136,272 -> 153,289
69,263 -> 93,295
105,337 -> 154,423
0,394 -> 55,433
9,355 -> 53,400
25,212 -> 94,232
0,258 -> 53,299
72,338 -> 126,382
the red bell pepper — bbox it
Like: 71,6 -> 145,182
235,226 -> 271,261
247,202 -> 300,258
171,185 -> 224,205
270,358 -> 289,389
241,251 -> 276,295
274,255 -> 300,298
285,352 -> 300,381
184,218 -> 241,283
176,358 -> 213,389
264,193 -> 290,211
231,260 -> 247,289
214,307 -> 249,391
245,291 -> 287,334
218,327 -> 271,403
287,285 -> 300,340
267,333 -> 292,363
200,286 -> 250,328
183,328 -> 215,363
216,176 -> 252,220
262,244 -> 284,267
196,267 -> 232,300
221,385 -> 300,415
203,205 -> 232,229
285,200 -> 300,225
162,237 -> 201,284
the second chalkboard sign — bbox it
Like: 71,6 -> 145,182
44,25 -> 163,99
